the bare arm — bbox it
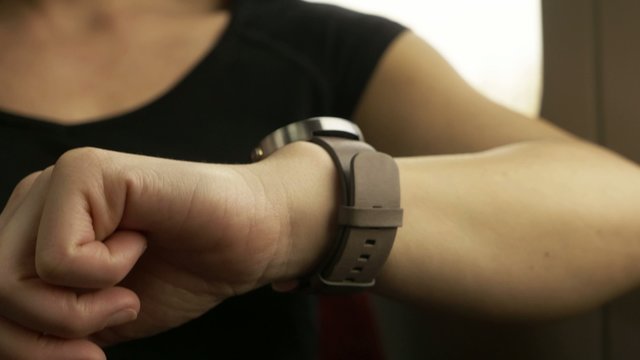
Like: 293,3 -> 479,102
346,31 -> 640,317
379,141 -> 640,318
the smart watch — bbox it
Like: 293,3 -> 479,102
252,117 -> 403,292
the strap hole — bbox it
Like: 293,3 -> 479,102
365,239 -> 376,247
351,267 -> 364,274
358,254 -> 371,262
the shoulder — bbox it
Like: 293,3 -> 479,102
235,0 -> 402,32
231,0 -> 407,117
353,32 -> 574,155
232,0 -> 405,61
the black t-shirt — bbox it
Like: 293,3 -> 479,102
0,0 -> 405,358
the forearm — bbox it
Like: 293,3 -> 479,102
375,139 -> 640,318
234,137 -> 640,318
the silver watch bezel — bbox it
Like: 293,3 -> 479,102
251,117 -> 363,161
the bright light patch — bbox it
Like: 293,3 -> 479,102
304,0 -> 542,117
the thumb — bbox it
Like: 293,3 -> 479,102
36,230 -> 148,289
34,148 -> 147,288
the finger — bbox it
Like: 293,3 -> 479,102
1,281 -> 140,339
0,167 -> 140,338
0,316 -> 106,360
35,150 -> 147,288
1,168 -> 52,259
37,230 -> 148,289
0,171 -> 43,229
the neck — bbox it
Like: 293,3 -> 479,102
0,0 -> 227,31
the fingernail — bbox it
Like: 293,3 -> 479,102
106,309 -> 138,328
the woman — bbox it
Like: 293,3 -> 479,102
1,0 -> 640,359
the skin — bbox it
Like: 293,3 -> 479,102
1,0 -> 640,358
354,33 -> 640,317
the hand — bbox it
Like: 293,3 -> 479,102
0,170 -> 135,360
0,143 -> 337,354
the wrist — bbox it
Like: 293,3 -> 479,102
248,141 -> 340,284
250,118 -> 402,292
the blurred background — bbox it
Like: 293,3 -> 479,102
306,0 -> 640,358
306,0 -> 543,118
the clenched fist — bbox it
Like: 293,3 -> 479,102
0,143 -> 338,359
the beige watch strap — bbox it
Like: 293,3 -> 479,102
308,137 -> 402,291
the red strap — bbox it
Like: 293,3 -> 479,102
318,293 -> 385,360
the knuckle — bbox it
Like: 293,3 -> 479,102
33,336 -> 73,360
13,170 -> 42,195
45,306 -> 92,339
56,147 -> 106,170
0,169 -> 50,229
35,248 -> 71,284
52,322 -> 88,339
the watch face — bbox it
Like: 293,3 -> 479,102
251,117 -> 363,161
